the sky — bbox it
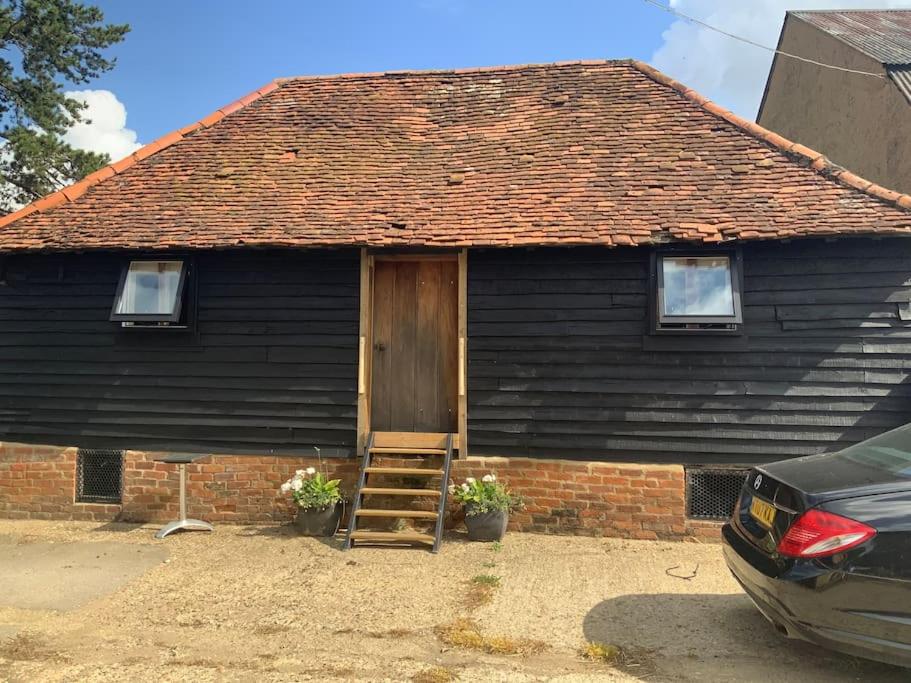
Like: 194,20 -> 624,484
65,0 -> 911,162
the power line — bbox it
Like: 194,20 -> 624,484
641,0 -> 886,80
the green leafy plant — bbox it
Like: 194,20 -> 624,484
471,574 -> 501,588
280,468 -> 341,510
449,474 -> 523,515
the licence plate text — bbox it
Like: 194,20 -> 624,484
749,497 -> 776,528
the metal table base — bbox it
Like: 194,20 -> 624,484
155,462 -> 214,539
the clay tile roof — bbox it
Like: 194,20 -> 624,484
2,59 -> 911,252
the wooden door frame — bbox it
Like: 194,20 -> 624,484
356,248 -> 467,457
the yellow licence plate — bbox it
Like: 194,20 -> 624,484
750,497 -> 776,528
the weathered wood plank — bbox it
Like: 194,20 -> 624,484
467,241 -> 911,463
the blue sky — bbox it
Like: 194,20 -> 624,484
65,0 -> 911,160
85,1 -> 670,143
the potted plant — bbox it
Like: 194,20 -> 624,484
449,473 -> 523,542
280,467 -> 343,536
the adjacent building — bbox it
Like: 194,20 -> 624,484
759,10 -> 911,194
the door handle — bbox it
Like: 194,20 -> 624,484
374,342 -> 386,352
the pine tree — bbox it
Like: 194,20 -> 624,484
0,0 -> 128,213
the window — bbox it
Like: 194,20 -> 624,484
653,251 -> 742,333
110,259 -> 188,325
832,423 -> 911,480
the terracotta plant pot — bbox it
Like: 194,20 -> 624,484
464,504 -> 509,542
294,501 -> 343,537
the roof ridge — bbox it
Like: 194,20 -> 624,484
0,79 -> 283,230
629,60 -> 911,214
275,59 -> 630,83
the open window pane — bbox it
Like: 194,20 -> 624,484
661,256 -> 735,317
111,260 -> 187,323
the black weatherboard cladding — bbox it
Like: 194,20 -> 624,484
0,249 -> 359,456
4,238 -> 911,465
467,239 -> 911,464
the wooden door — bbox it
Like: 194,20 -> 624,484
371,259 -> 458,432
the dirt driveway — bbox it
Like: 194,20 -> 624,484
0,520 -> 905,682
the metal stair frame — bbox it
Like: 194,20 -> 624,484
431,433 -> 454,553
343,431 -> 374,551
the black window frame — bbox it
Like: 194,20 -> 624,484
110,258 -> 189,325
650,248 -> 744,335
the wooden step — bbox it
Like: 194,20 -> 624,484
355,509 -> 439,520
372,431 -> 450,450
349,531 -> 435,544
369,447 -> 447,456
360,487 -> 441,497
365,467 -> 444,476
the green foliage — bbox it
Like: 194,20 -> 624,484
0,1 -> 129,212
280,468 -> 342,510
449,474 -> 524,515
491,541 -> 503,553
470,574 -> 501,588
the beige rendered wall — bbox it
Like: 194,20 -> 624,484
759,15 -> 911,194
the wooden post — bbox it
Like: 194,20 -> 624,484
458,248 -> 468,458
356,248 -> 373,455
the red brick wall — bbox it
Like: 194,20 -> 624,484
0,441 -> 720,540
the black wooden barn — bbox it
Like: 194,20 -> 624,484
2,61 -> 911,533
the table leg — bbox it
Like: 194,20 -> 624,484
155,462 -> 214,539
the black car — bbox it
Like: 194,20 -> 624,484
722,423 -> 911,668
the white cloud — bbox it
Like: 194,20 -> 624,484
651,0 -> 911,119
63,89 -> 142,162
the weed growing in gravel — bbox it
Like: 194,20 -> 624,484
580,641 -> 621,663
436,618 -> 546,656
0,632 -> 65,662
412,666 -> 459,682
471,574 -> 501,587
464,574 -> 501,608
491,541 -> 503,552
481,561 -> 497,569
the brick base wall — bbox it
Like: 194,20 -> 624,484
0,442 -> 720,541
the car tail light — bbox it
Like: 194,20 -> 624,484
777,509 -> 876,559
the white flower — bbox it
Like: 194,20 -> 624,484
461,483 -> 470,492
306,467 -> 316,475
295,469 -> 305,476
482,474 -> 496,483
448,484 -> 456,495
291,479 -> 303,491
466,477 -> 476,484
280,482 -> 291,493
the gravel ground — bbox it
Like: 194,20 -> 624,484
0,520 -> 906,682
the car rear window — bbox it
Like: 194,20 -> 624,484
834,424 -> 911,479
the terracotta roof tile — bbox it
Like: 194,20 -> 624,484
1,59 -> 911,252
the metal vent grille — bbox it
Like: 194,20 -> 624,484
686,467 -> 748,520
76,449 -> 123,504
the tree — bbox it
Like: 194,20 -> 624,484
0,0 -> 128,214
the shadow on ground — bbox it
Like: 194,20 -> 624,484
583,593 -> 908,682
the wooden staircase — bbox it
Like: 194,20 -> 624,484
343,431 -> 454,553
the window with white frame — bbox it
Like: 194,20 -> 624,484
110,260 -> 188,325
653,252 -> 742,332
